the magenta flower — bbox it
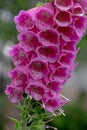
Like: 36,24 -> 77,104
59,52 -> 76,66
38,28 -> 59,46
72,2 -> 85,16
8,68 -> 29,88
54,11 -> 72,27
62,41 -> 77,53
42,94 -> 67,113
58,26 -> 79,42
79,0 -> 87,13
14,10 -> 34,33
54,0 -> 73,11
5,85 -> 23,103
18,31 -> 39,51
25,80 -> 47,101
47,81 -> 62,95
73,16 -> 87,37
36,45 -> 59,63
35,7 -> 54,30
9,45 -> 29,67
27,58 -> 49,80
51,65 -> 72,82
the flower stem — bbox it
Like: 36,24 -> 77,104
15,97 -> 47,130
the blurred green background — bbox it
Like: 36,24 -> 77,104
0,0 -> 87,130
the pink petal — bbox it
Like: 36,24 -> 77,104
54,0 -> 73,11
18,31 -> 39,51
25,81 -> 47,101
58,26 -> 79,42
35,7 -> 54,30
59,52 -> 76,66
49,62 -> 61,72
27,58 -> 49,80
38,28 -> 59,46
63,41 -> 77,52
79,0 -> 87,13
8,68 -> 29,87
5,85 -> 23,103
43,2 -> 55,15
72,3 -> 85,16
42,95 -> 67,113
14,10 -> 34,33
54,11 -> 72,27
36,45 -> 59,63
9,45 -> 29,66
47,81 -> 62,94
59,36 -> 67,51
74,16 -> 87,37
51,65 -> 72,82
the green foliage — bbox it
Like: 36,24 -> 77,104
36,2 -> 44,7
12,97 -> 48,130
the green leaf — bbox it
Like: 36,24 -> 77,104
36,2 -> 44,7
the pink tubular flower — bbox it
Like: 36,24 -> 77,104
36,45 -> 59,63
54,11 -> 72,27
79,0 -> 87,13
58,26 -> 79,42
72,2 -> 85,16
8,68 -> 29,87
47,81 -> 62,95
59,52 -> 76,66
35,7 -> 54,30
14,10 -> 34,33
27,58 -> 49,80
9,45 -> 29,67
5,85 -> 23,103
62,41 -> 77,53
38,28 -> 59,46
18,31 -> 39,51
51,65 -> 72,82
54,0 -> 73,11
73,16 -> 87,37
25,80 -> 47,101
42,94 -> 67,113
43,2 -> 55,15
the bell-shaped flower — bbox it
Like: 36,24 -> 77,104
54,0 -> 73,11
73,16 -> 87,37
14,10 -> 34,33
58,26 -> 79,42
25,80 -> 47,101
79,0 -> 87,14
5,85 -> 23,103
72,2 -> 85,16
8,68 -> 29,88
42,94 -> 67,113
59,52 -> 76,66
47,81 -> 62,95
36,45 -> 59,63
54,11 -> 72,27
38,28 -> 59,46
9,45 -> 29,67
18,31 -> 39,51
27,58 -> 49,80
63,41 -> 77,53
51,65 -> 72,82
35,7 -> 54,30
